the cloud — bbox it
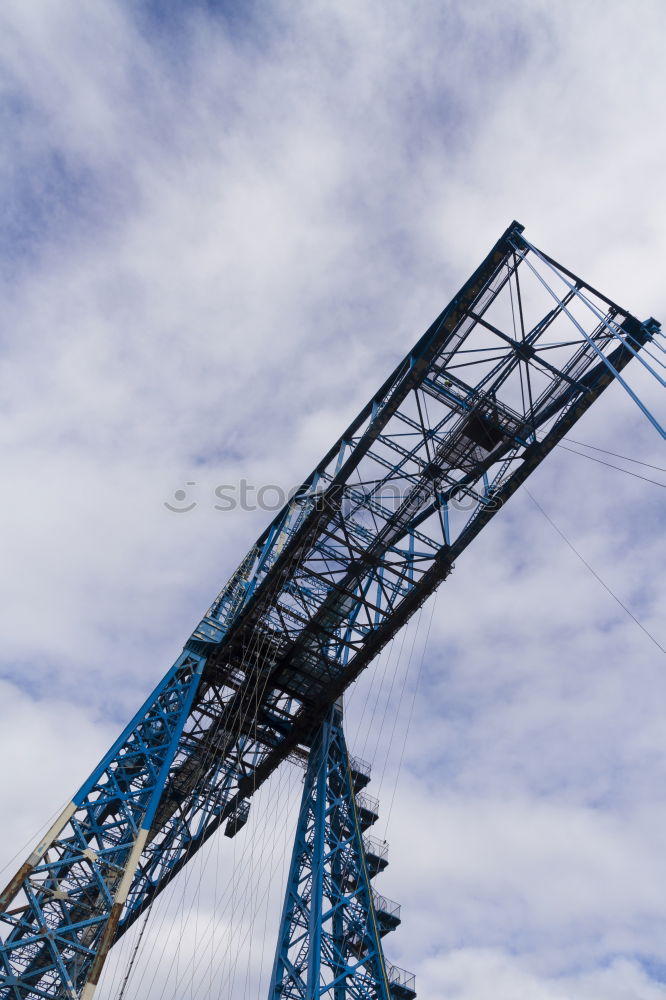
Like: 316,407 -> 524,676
419,950 -> 666,1000
1,0 -> 665,996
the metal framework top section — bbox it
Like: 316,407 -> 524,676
186,222 -> 657,754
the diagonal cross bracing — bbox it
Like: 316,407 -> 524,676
0,221 -> 660,998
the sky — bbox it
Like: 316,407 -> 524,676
1,0 -> 665,997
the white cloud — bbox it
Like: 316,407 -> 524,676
1,0 -> 665,996
419,950 -> 666,1000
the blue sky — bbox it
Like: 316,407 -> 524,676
1,1 -> 665,997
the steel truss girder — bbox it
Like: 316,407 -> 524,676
0,222 -> 659,998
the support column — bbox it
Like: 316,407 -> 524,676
267,703 -> 416,1000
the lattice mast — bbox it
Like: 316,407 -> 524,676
268,702 -> 414,1000
0,222 -> 659,999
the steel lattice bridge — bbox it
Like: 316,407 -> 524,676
0,222 -> 660,1000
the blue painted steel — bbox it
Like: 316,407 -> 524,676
0,651 -> 205,999
1,222 -> 660,998
268,706 -> 413,1000
512,239 -> 665,438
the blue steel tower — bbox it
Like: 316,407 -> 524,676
268,702 -> 414,999
0,222 -> 660,999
